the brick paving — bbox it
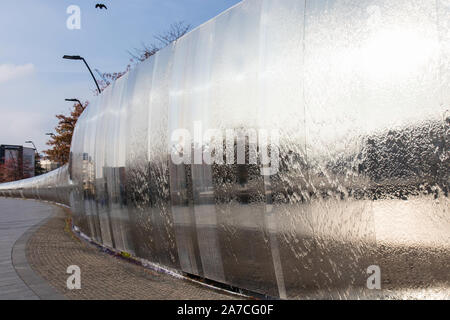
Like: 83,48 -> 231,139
25,203 -> 241,300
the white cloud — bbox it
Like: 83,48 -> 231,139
0,110 -> 53,153
0,63 -> 35,83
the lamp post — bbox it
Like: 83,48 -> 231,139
64,99 -> 83,129
63,55 -> 102,93
25,140 -> 42,176
24,141 -> 38,155
65,98 -> 83,107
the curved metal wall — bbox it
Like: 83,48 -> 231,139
0,165 -> 71,206
1,0 -> 449,299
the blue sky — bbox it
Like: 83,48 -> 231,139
0,0 -> 241,153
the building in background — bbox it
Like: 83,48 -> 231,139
0,145 -> 35,182
39,158 -> 60,173
22,147 -> 35,178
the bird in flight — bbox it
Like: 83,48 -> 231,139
95,4 -> 108,10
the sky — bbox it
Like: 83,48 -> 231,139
0,0 -> 241,153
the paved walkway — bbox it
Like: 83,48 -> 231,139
0,198 -> 63,300
0,197 -> 239,300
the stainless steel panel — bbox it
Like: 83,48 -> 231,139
1,0 -> 448,299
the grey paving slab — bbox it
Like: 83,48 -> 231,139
0,198 -> 64,300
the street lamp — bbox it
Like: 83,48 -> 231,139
65,98 -> 83,107
65,99 -> 83,128
24,141 -> 38,155
25,141 -> 41,172
46,133 -> 55,137
63,55 -> 101,93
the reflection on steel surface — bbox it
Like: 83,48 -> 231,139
1,0 -> 449,299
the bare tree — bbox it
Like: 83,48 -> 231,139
129,21 -> 191,62
96,21 -> 191,91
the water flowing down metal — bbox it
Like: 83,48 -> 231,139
1,0 -> 449,299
